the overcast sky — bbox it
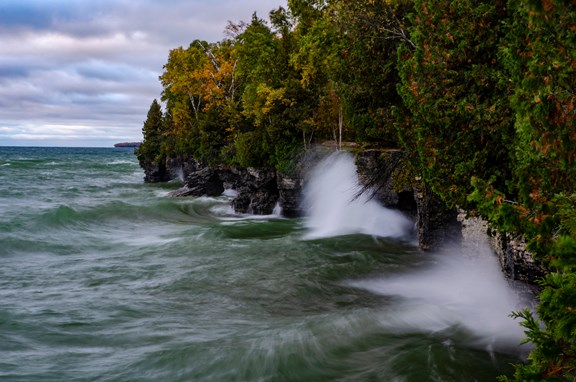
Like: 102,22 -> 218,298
0,0 -> 287,147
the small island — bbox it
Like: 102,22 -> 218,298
114,142 -> 141,148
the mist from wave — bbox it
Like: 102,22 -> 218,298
302,152 -> 412,240
302,150 -> 530,355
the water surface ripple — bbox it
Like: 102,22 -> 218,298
0,147 -> 528,381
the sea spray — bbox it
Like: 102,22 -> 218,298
175,165 -> 185,182
302,151 -> 412,240
302,151 -> 528,353
347,244 -> 529,353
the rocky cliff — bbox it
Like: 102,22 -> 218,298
139,150 -> 544,284
354,149 -> 545,284
141,156 -> 301,216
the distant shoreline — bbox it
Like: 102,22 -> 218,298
114,142 -> 141,148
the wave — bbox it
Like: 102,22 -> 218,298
1,197 -> 232,257
346,247 -> 529,354
302,152 -> 413,240
0,158 -> 51,170
106,160 -> 136,165
34,198 -> 226,230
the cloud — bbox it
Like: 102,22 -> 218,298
0,0 -> 287,146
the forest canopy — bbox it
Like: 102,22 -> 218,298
137,1 -> 576,379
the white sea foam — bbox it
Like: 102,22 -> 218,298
217,212 -> 284,222
348,245 -> 528,350
210,203 -> 237,217
303,151 -> 529,352
223,189 -> 239,198
107,159 -> 135,165
175,166 -> 185,181
302,151 -> 412,240
272,202 -> 283,217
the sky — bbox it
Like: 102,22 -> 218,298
0,0 -> 287,147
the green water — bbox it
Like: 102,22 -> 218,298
0,147 -> 528,381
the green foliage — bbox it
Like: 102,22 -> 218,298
332,0 -> 413,147
235,10 -> 312,169
500,0 -> 576,253
397,2 -> 576,378
397,0 -> 514,209
235,14 -> 277,86
498,235 -> 576,382
148,1 -> 414,169
136,99 -> 165,163
503,260 -> 576,381
234,129 -> 271,168
553,194 -> 576,241
290,0 -> 413,147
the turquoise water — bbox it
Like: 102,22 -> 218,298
0,147 -> 528,381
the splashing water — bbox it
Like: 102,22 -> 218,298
302,151 -> 529,354
175,165 -> 185,181
347,245 -> 528,351
302,151 -> 412,240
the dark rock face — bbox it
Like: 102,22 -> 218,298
458,212 -> 546,284
139,156 -> 199,184
229,167 -> 279,215
140,159 -> 172,183
168,167 -> 224,197
164,162 -> 281,215
355,150 -> 417,215
165,157 -> 200,181
277,173 -> 302,217
412,177 -> 462,251
139,153 -> 301,216
490,231 -> 547,283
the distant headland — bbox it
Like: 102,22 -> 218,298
114,142 -> 141,148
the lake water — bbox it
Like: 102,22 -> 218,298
0,147 -> 530,381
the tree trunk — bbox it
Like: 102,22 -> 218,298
338,104 -> 343,150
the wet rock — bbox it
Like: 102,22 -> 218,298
458,211 -> 546,284
277,173 -> 302,217
168,167 -> 224,197
139,159 -> 172,183
231,167 -> 278,215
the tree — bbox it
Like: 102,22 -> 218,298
495,2 -> 576,380
333,0 -> 413,146
159,39 -> 242,163
234,10 -> 313,171
288,0 -> 414,148
397,0 -> 514,209
499,0 -> 576,252
136,99 -> 164,162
